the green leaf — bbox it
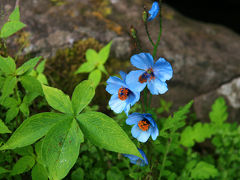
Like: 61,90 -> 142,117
19,103 -> 29,117
9,6 -> 20,21
71,168 -> 84,180
209,97 -> 228,125
0,167 -> 9,174
36,59 -> 46,73
0,112 -> 71,150
76,112 -> 142,158
35,140 -> 44,165
99,41 -> 112,64
5,106 -> 19,123
0,76 -> 17,103
0,97 -> 18,108
180,123 -> 213,147
31,164 -> 48,180
98,64 -> 108,75
13,146 -> 34,157
11,156 -> 35,176
71,80 -> 95,115
42,119 -> 83,180
190,161 -> 218,179
88,69 -> 102,88
42,85 -> 73,114
0,119 -> 11,134
107,167 -> 124,180
0,56 -> 16,74
161,100 -> 193,136
0,21 -> 26,38
86,49 -> 99,63
37,73 -> 48,85
16,57 -> 41,75
75,62 -> 96,74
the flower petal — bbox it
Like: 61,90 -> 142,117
119,71 -> 127,82
150,126 -> 159,140
143,113 -> 156,127
153,57 -> 173,82
148,1 -> 160,21
106,76 -> 125,94
124,104 -> 131,116
130,53 -> 154,70
126,70 -> 146,92
128,91 -> 140,106
131,124 -> 142,138
138,149 -> 149,166
109,94 -> 127,113
137,130 -> 151,143
126,113 -> 143,125
147,78 -> 168,95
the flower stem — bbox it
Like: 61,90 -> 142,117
158,138 -> 172,180
153,0 -> 163,59
144,23 -> 155,47
144,88 -> 148,112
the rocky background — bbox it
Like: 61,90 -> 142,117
1,0 -> 240,122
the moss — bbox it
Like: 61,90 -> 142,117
46,38 -> 103,93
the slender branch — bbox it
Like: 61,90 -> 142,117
158,138 -> 172,180
144,23 -> 155,47
144,88 -> 148,112
153,0 -> 163,59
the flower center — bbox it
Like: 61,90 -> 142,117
118,87 -> 130,101
138,119 -> 150,131
138,68 -> 155,83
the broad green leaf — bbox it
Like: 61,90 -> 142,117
0,112 -> 71,150
0,21 -> 26,38
99,41 -> 112,64
88,69 -> 102,88
42,85 -> 73,114
31,164 -> 48,180
42,119 -> 83,180
35,140 -> 44,165
0,97 -> 18,108
11,156 -> 35,176
36,60 -> 46,73
71,168 -> 84,180
72,80 -> 95,115
0,119 -> 11,134
13,145 -> 34,157
86,49 -> 99,63
0,167 -> 9,174
98,64 -> 108,75
9,6 -> 20,21
37,73 -> 48,85
76,112 -> 142,158
19,103 -> 29,117
5,106 -> 19,123
209,97 -> 228,125
0,56 -> 16,74
191,161 -> 218,179
75,62 -> 96,74
0,76 -> 17,103
23,93 -> 40,105
16,57 -> 41,75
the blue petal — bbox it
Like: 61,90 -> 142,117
147,78 -> 168,95
137,130 -> 151,143
138,149 -> 149,166
131,124 -> 142,138
143,113 -> 156,127
130,53 -> 154,70
106,76 -> 125,94
119,71 -> 127,82
128,91 -> 140,106
150,126 -> 159,140
109,94 -> 127,113
148,1 -> 160,21
124,104 -> 131,116
153,58 -> 173,82
126,70 -> 146,92
126,113 -> 143,125
123,154 -> 139,162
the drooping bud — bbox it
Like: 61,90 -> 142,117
142,10 -> 148,23
130,27 -> 137,39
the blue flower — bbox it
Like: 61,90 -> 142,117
106,71 -> 140,115
126,113 -> 159,143
148,1 -> 160,21
123,148 -> 148,166
126,53 -> 173,95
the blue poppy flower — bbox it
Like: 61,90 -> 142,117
148,1 -> 160,21
106,71 -> 140,115
126,113 -> 159,143
126,53 -> 173,95
123,148 -> 148,166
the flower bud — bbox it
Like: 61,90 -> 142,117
142,11 -> 148,22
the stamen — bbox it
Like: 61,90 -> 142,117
138,119 -> 150,131
118,87 -> 129,101
138,68 -> 155,83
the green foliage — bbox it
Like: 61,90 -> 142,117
0,6 -> 26,38
11,155 -> 35,176
190,161 -> 219,179
0,119 -> 11,134
75,41 -> 112,87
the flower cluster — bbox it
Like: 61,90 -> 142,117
106,1 -> 173,166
